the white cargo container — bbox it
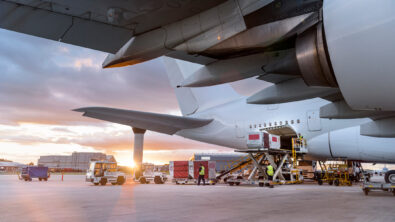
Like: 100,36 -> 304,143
247,132 -> 281,149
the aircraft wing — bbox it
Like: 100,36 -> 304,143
73,107 -> 213,135
0,0 -> 226,53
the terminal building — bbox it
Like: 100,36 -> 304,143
38,152 -> 116,171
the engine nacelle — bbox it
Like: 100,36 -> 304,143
307,126 -> 395,163
323,0 -> 395,111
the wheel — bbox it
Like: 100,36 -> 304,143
39,178 -> 42,181
259,183 -> 264,187
235,182 -> 240,186
44,178 -> 48,181
154,176 -> 164,184
139,177 -> 147,184
100,178 -> 107,186
328,180 -> 333,186
334,179 -> 340,186
384,170 -> 395,183
111,183 -> 118,185
94,183 -> 99,186
24,178 -> 28,181
318,179 -> 323,185
364,188 -> 369,196
229,182 -> 234,186
392,190 -> 395,196
117,176 -> 125,185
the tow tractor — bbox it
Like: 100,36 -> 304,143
86,160 -> 126,186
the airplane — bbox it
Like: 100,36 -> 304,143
1,0 -> 395,182
75,57 -> 395,184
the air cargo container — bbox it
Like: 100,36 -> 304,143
247,132 -> 281,149
169,160 -> 216,184
21,166 -> 49,181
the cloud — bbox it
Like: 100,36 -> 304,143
0,29 -> 268,164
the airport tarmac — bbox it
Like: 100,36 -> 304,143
0,175 -> 394,222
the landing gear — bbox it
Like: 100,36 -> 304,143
385,170 -> 395,183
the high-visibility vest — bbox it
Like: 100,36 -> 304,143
199,166 -> 205,175
267,165 -> 274,176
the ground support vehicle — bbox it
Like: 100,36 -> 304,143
86,161 -> 126,186
224,149 -> 304,187
169,160 -> 217,185
316,160 -> 354,186
361,166 -> 395,196
20,166 -> 49,181
362,182 -> 395,196
139,172 -> 168,184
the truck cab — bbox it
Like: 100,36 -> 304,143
86,161 -> 126,186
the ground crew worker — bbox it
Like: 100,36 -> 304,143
267,164 -> 274,188
198,164 -> 205,186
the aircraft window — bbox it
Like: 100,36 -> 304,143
291,120 -> 294,124
297,119 -> 300,124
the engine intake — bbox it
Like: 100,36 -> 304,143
296,23 -> 338,87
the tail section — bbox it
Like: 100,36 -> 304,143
162,57 -> 242,116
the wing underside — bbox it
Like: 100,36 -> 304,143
73,107 -> 213,135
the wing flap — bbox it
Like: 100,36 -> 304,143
74,107 -> 213,135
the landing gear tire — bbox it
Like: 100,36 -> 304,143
100,178 -> 107,186
384,170 -> 395,183
334,179 -> 340,186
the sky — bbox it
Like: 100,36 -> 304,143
0,28 -> 268,166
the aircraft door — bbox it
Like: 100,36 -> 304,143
235,121 -> 245,138
307,110 -> 322,131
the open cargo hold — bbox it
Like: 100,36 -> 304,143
170,160 -> 216,184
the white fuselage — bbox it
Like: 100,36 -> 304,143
176,97 -> 395,163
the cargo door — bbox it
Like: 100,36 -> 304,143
235,121 -> 245,138
263,133 -> 269,148
307,110 -> 322,131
